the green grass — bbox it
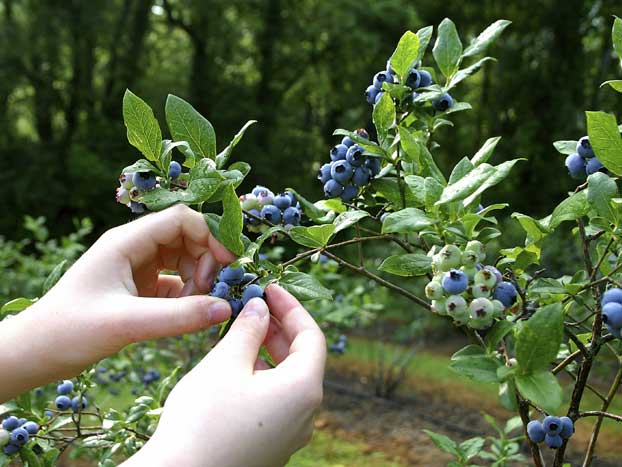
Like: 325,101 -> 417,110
287,429 -> 406,467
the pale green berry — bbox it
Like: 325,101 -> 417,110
437,245 -> 462,271
466,240 -> 485,261
445,295 -> 467,316
461,265 -> 478,280
474,269 -> 497,288
469,297 -> 494,329
492,299 -> 506,318
0,429 -> 8,447
461,250 -> 479,267
508,358 -> 518,367
471,283 -> 492,298
432,298 -> 448,316
452,307 -> 470,326
425,281 -> 444,300
241,194 -> 260,211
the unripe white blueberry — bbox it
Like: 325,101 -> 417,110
492,299 -> 506,317
466,240 -> 485,261
461,250 -> 479,267
241,194 -> 260,211
116,187 -> 130,205
469,297 -> 495,329
508,358 -> 518,367
120,172 -> 135,189
452,307 -> 470,326
445,295 -> 467,316
461,265 -> 478,280
474,269 -> 497,288
437,245 -> 462,271
425,281 -> 444,300
471,283 -> 492,298
431,298 -> 448,316
0,429 -> 9,447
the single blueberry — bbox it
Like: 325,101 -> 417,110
219,266 -> 245,286
211,281 -> 231,300
441,269 -> 468,295
55,395 -> 72,411
432,93 -> 454,111
283,206 -> 301,225
57,380 -> 74,396
2,417 -> 19,431
346,145 -> 365,167
493,281 -> 518,308
559,417 -> 574,439
132,172 -> 157,191
168,161 -> 182,179
324,179 -> 344,198
565,153 -> 586,179
365,85 -> 379,104
365,157 -> 381,176
273,194 -> 292,210
330,144 -> 348,161
72,396 -> 88,413
352,166 -> 371,187
545,434 -> 563,449
330,160 -> 354,185
242,284 -> 265,305
10,428 -> 28,446
341,136 -> 354,147
3,443 -> 19,455
341,185 -> 359,202
576,136 -> 594,158
405,69 -> 421,89
527,420 -> 546,443
373,71 -> 394,89
22,422 -> 39,435
418,69 -> 433,87
602,302 -> 622,328
229,298 -> 244,318
261,205 -> 282,224
586,157 -> 605,175
543,416 -> 563,435
602,288 -> 622,306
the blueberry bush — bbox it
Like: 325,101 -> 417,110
3,16 -> 622,467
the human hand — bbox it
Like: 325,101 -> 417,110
0,204 -> 235,401
125,284 -> 326,467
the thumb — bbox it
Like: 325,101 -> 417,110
118,295 -> 231,342
211,298 -> 270,371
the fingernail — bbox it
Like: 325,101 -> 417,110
207,300 -> 231,323
243,298 -> 268,318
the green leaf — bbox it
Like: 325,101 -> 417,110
285,188 -> 327,222
204,214 -> 250,256
459,437 -> 486,460
463,159 -> 523,206
123,90 -> 162,164
1,297 -> 35,317
19,446 -> 42,467
160,139 -> 194,170
499,381 -> 518,411
381,208 -> 437,233
613,16 -> 622,62
545,190 -> 589,229
216,120 -> 257,169
41,448 -> 60,467
449,346 -> 501,382
219,183 -> 244,256
587,172 -> 619,223
156,367 -> 179,405
447,57 -> 495,89
423,430 -> 459,456
398,126 -> 420,165
279,271 -> 332,301
485,320 -> 514,352
432,18 -> 463,78
404,175 -> 427,206
462,20 -> 512,58
378,254 -> 432,277
515,303 -> 563,373
122,159 -> 161,175
553,140 -> 578,155
165,94 -> 216,159
448,157 -> 474,184
389,31 -> 420,77
43,260 -> 67,295
373,92 -> 396,142
601,79 -> 622,93
332,210 -> 370,235
419,145 -> 447,183
512,213 -> 550,245
415,26 -> 434,62
471,136 -> 502,166
586,111 -> 622,175
515,371 -> 562,413
289,225 -> 336,248
370,177 -> 421,208
436,163 -> 496,205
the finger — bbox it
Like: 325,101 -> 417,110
265,285 -> 326,381
114,295 -> 231,343
193,253 -> 220,294
263,316 -> 292,365
210,298 -> 270,372
155,274 -> 185,298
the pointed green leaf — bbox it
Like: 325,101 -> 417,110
587,172 -> 619,223
515,371 -> 562,413
398,126 -> 420,165
613,16 -> 622,62
447,57 -> 495,89
43,260 -> 68,295
289,225 -> 336,248
216,120 -> 257,169
166,94 -> 216,159
415,26 -> 434,62
436,164 -> 496,205
462,20 -> 511,58
279,271 -> 332,301
389,31 -> 420,77
553,140 -> 578,155
586,111 -> 622,175
601,80 -> 622,93
219,183 -> 245,256
515,303 -> 563,373
463,159 -> 523,206
471,136 -> 502,166
432,18 -> 463,78
332,210 -> 369,235
373,92 -> 396,141
123,90 -> 162,163
381,208 -> 437,233
545,190 -> 589,229
378,254 -> 432,277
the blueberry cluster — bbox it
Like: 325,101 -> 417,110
142,369 -> 161,385
115,161 -> 183,213
0,416 -> 39,455
318,129 -> 381,201
426,242 -> 518,329
54,380 -> 88,413
527,416 -> 574,449
210,266 -> 265,319
365,60 -> 454,111
241,186 -> 302,231
601,288 -> 622,338
564,136 -> 608,179
329,335 -> 347,355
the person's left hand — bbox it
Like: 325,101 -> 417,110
0,204 -> 235,401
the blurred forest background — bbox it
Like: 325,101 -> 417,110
1,0 -> 621,242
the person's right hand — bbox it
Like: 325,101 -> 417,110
124,284 -> 326,467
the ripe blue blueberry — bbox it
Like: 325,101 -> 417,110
373,71 -> 393,89
565,153 -> 585,179
17,419 -> 26,427
242,284 -> 265,305
576,136 -> 594,158
2,417 -> 19,431
132,172 -> 157,191
527,420 -> 546,443
385,60 -> 395,75
602,302 -> 622,328
55,395 -> 72,411
365,85 -> 379,104
72,396 -> 88,412
3,443 -> 19,455
341,136 -> 354,147
273,194 -> 292,210
586,157 -> 605,175
432,93 -> 454,111
324,179 -> 344,198
493,281 -> 518,308
405,69 -> 421,89
418,69 -> 433,87
365,157 -> 381,176
331,160 -> 353,184
606,323 -> 621,338
229,298 -> 243,318
261,205 -> 282,224
57,380 -> 74,395
543,416 -> 562,435
219,266 -> 245,286
374,91 -> 385,104
257,192 -> 274,207
211,281 -> 230,300
10,428 -> 28,446
168,161 -> 182,179
284,191 -> 296,206
545,434 -> 563,449
352,167 -> 371,187
341,185 -> 359,202
346,145 -> 365,167
246,208 -> 261,226
283,206 -> 301,225
602,288 -> 622,306
484,265 -> 503,284
559,417 -> 574,439
330,144 -> 348,161
22,422 -> 39,436
442,269 -> 468,294
242,273 -> 258,284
